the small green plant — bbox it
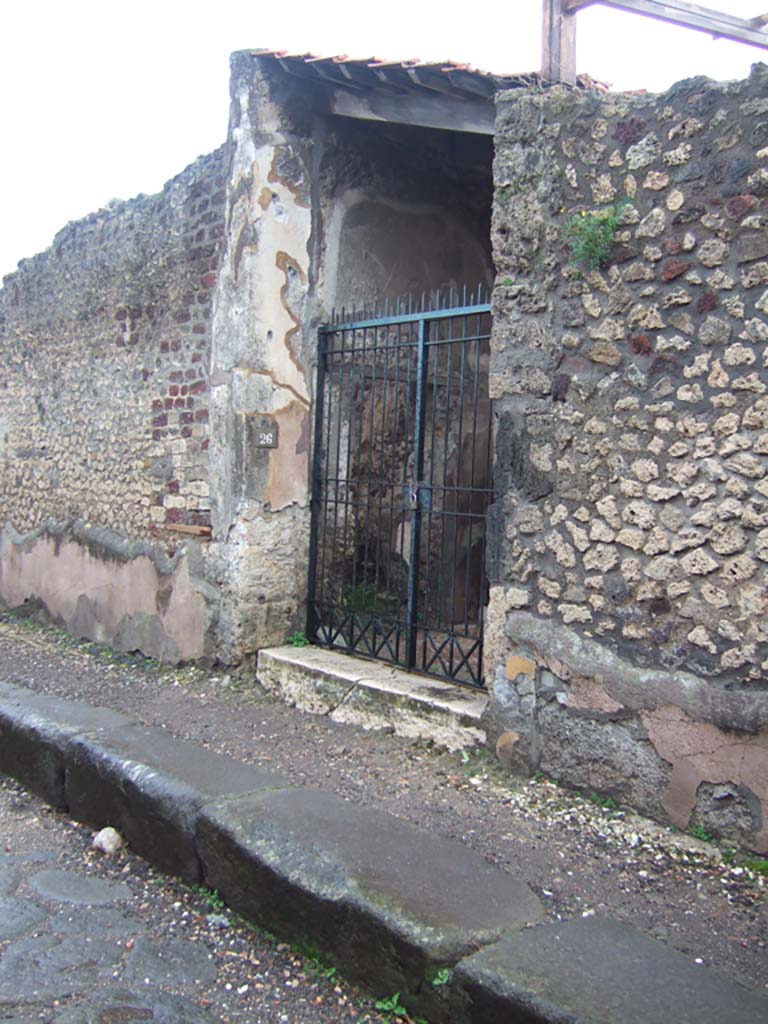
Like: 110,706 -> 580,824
375,992 -> 408,1019
742,857 -> 768,878
294,939 -> 339,982
432,967 -> 451,988
565,203 -> 626,271
286,631 -> 309,648
690,824 -> 714,843
190,885 -> 225,911
588,793 -> 618,811
344,583 -> 400,614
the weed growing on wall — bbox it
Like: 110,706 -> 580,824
565,204 -> 625,271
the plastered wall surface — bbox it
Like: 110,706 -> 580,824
206,57 -> 315,663
0,151 -> 228,658
489,65 -> 768,850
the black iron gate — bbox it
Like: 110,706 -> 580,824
307,289 -> 493,689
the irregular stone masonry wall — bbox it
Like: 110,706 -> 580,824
491,66 -> 768,686
0,148 -> 228,545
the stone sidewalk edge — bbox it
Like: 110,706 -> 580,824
1,681 -> 767,1024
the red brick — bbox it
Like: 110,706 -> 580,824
195,409 -> 209,423
660,259 -> 691,282
153,414 -> 167,428
725,195 -> 756,219
697,290 -> 717,313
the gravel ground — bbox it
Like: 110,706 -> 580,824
0,611 -> 766,1006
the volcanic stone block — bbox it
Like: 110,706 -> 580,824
452,916 -> 768,1024
196,788 -> 543,1005
65,724 -> 290,882
0,682 -> 133,809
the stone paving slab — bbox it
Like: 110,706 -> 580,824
66,722 -> 290,881
56,988 -> 219,1024
0,681 -> 132,808
452,916 -> 768,1024
29,868 -> 132,905
197,786 -> 544,1000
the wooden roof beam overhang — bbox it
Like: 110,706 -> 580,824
545,0 -> 768,85
268,57 -> 495,134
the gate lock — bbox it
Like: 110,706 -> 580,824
407,483 -> 432,511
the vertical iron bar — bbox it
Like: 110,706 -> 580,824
306,328 -> 328,640
436,317 -> 454,636
421,318 -> 440,673
464,320 -> 482,637
342,328 -> 359,649
330,328 -> 348,642
319,330 -> 337,639
376,323 -> 390,650
354,324 -> 370,650
406,318 -> 429,671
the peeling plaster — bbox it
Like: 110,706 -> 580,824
642,705 -> 768,852
0,529 -> 207,663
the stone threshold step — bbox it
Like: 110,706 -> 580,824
1,680 -> 767,1024
257,645 -> 488,752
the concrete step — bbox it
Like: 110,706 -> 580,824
257,645 -> 488,751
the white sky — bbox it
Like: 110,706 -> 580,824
1,1 -> 766,279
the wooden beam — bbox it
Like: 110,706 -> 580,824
562,0 -> 599,10
165,523 -> 212,537
542,0 -> 578,84
567,0 -> 768,50
321,83 -> 495,134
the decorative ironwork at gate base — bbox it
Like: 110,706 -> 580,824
307,289 -> 493,689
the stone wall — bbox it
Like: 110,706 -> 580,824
489,65 -> 768,851
0,149 -> 228,660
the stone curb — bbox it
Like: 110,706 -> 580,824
1,682 -> 767,1024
